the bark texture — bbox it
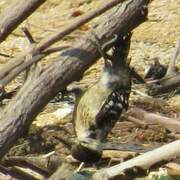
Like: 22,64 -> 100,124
0,0 -> 45,43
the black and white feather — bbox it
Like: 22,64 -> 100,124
71,33 -> 132,163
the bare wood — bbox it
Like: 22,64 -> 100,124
166,38 -> 180,76
102,150 -> 138,160
22,27 -> 36,44
0,53 -> 26,80
0,0 -> 45,43
0,0 -> 149,159
129,107 -> 180,133
102,142 -> 156,153
4,153 -> 64,176
165,162 -> 180,176
93,140 -> 180,180
123,115 -> 148,128
0,52 -> 12,58
0,0 -> 126,80
0,165 -> 26,180
0,54 -> 46,87
48,163 -> 74,180
148,74 -> 180,96
167,133 -> 180,140
0,46 -> 69,89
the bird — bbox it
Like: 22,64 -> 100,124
144,58 -> 167,80
71,33 -> 133,163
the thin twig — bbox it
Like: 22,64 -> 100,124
0,52 -> 13,58
0,46 -> 69,87
37,0 -> 125,52
22,27 -> 36,44
166,38 -> 180,76
0,54 -> 46,87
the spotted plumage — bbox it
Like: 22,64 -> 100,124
95,87 -> 130,135
71,33 -> 132,163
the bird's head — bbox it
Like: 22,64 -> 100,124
71,138 -> 102,163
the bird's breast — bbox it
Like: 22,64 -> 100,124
74,83 -> 113,139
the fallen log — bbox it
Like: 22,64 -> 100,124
0,0 -> 150,159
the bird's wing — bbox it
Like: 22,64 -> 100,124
74,84 -> 113,136
95,87 -> 130,134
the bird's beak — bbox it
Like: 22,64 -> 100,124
71,139 -> 103,163
80,138 -> 103,152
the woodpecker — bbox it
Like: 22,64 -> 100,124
71,33 -> 133,163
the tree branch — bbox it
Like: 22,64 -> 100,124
129,107 -> 180,133
147,74 -> 180,96
0,46 -> 69,89
0,0 -> 126,80
166,38 -> 180,76
0,0 -> 45,43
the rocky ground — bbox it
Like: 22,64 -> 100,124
0,0 -> 180,179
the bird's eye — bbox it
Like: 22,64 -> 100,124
89,125 -> 96,130
89,132 -> 97,139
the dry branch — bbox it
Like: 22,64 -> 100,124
123,115 -> 148,128
0,0 -> 150,159
0,0 -> 45,43
168,133 -> 180,140
22,27 -> 36,44
36,0 -> 126,52
0,0 -> 126,81
0,46 -> 69,89
166,38 -> 180,76
0,0 -> 128,89
3,153 -> 64,177
93,140 -> 180,180
0,0 -> 127,89
147,74 -> 180,96
165,162 -> 180,176
48,163 -> 74,180
129,107 -> 180,133
0,52 -> 12,58
102,150 -> 139,161
0,54 -> 45,87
